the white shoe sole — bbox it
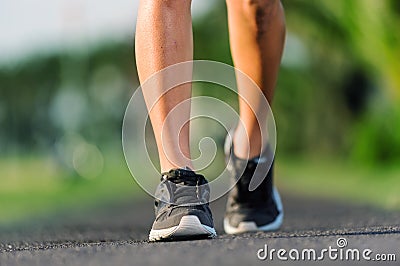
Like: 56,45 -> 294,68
224,187 -> 284,234
149,215 -> 217,241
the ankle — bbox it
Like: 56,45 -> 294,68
232,132 -> 263,160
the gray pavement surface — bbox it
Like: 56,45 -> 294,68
1,193 -> 399,266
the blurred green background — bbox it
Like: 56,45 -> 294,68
1,0 -> 399,225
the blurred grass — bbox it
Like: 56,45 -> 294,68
276,156 -> 400,210
0,151 -> 141,225
1,153 -> 399,226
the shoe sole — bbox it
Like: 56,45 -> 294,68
223,187 -> 284,234
149,215 -> 217,241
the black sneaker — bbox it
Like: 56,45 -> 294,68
149,168 -> 217,241
223,135 -> 283,234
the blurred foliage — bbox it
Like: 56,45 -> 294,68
0,41 -> 137,166
1,0 -> 399,168
285,0 -> 400,100
282,0 -> 400,164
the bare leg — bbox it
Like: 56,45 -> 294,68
226,0 -> 286,159
135,0 -> 193,172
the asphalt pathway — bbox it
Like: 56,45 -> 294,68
1,193 -> 399,266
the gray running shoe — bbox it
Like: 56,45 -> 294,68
223,136 -> 283,234
149,168 -> 217,241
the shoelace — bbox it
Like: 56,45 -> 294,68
160,168 -> 200,185
160,168 -> 207,206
